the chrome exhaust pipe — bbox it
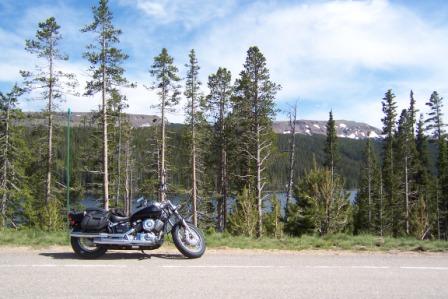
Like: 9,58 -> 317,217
70,232 -> 126,238
93,239 -> 156,246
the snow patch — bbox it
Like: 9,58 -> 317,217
283,130 -> 291,134
313,124 -> 320,129
339,123 -> 347,128
140,123 -> 152,127
348,133 -> 357,139
368,131 -> 380,138
305,129 -> 311,135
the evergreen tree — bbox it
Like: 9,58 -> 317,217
425,91 -> 448,239
205,67 -> 232,231
287,163 -> 351,236
415,114 -> 433,238
21,17 -> 77,228
324,110 -> 338,178
232,46 -> 280,237
381,89 -> 398,236
263,194 -> 283,238
285,101 -> 298,221
149,48 -> 181,202
184,49 -> 203,226
0,85 -> 31,227
395,108 -> 418,235
228,187 -> 258,237
82,0 -> 129,210
354,137 -> 381,234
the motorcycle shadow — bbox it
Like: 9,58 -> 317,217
39,252 -> 186,260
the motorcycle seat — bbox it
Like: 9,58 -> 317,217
110,214 -> 129,223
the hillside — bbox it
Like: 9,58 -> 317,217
22,112 -> 380,139
273,120 -> 381,139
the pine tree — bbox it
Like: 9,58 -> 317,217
228,187 -> 258,237
184,49 -> 203,226
0,85 -> 31,227
395,107 -> 418,235
233,46 -> 280,237
149,48 -> 181,202
285,101 -> 298,221
205,67 -> 232,231
82,0 -> 129,210
287,163 -> 351,236
381,89 -> 398,236
21,17 -> 77,228
425,91 -> 448,239
415,114 -> 433,238
324,110 -> 338,178
354,137 -> 381,234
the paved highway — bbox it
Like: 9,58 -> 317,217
0,247 -> 447,298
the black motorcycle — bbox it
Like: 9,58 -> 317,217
68,199 -> 206,259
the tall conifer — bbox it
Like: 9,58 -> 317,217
82,0 -> 129,210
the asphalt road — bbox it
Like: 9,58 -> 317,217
1,247 -> 448,298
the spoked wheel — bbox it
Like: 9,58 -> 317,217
70,236 -> 107,259
172,223 -> 206,259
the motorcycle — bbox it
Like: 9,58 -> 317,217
68,199 -> 206,259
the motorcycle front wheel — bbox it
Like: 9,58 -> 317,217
172,223 -> 206,259
70,236 -> 107,259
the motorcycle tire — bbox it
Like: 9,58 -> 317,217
172,223 -> 206,259
70,236 -> 107,259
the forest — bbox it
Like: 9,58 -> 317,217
0,0 -> 447,241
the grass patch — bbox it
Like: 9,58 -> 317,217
0,229 -> 69,247
205,232 -> 448,252
1,228 -> 447,252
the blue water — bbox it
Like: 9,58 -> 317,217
79,190 -> 357,217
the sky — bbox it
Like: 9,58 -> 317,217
0,0 -> 448,127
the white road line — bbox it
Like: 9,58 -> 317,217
0,264 -> 127,268
304,265 -> 389,269
350,266 -> 390,269
161,265 -> 284,269
400,266 -> 448,271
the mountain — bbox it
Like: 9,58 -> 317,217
22,112 -> 381,139
273,120 -> 381,139
21,112 -> 162,127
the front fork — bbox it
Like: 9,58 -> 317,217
172,209 -> 196,242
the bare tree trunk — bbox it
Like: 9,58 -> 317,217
1,107 -> 10,227
437,181 -> 441,239
380,173 -> 384,237
367,144 -> 372,230
102,35 -> 109,210
405,155 -> 409,234
217,92 -> 228,231
191,88 -> 198,226
159,88 -> 166,202
285,102 -> 297,221
124,135 -> 130,216
256,124 -> 263,237
45,41 -> 54,206
116,110 -> 122,208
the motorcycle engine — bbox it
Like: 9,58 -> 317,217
135,218 -> 164,244
142,219 -> 164,233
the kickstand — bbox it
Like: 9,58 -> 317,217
139,249 -> 151,260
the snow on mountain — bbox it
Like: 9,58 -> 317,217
21,112 -> 382,140
273,120 -> 381,139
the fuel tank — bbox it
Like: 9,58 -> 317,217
130,204 -> 162,222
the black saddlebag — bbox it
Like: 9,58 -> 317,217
81,208 -> 109,232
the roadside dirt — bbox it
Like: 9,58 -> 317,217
1,245 -> 447,256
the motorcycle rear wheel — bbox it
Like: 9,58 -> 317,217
71,236 -> 107,259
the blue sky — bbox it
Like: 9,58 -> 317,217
1,0 -> 448,127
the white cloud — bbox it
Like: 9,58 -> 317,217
189,0 -> 448,126
118,0 -> 237,29
2,0 -> 448,128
